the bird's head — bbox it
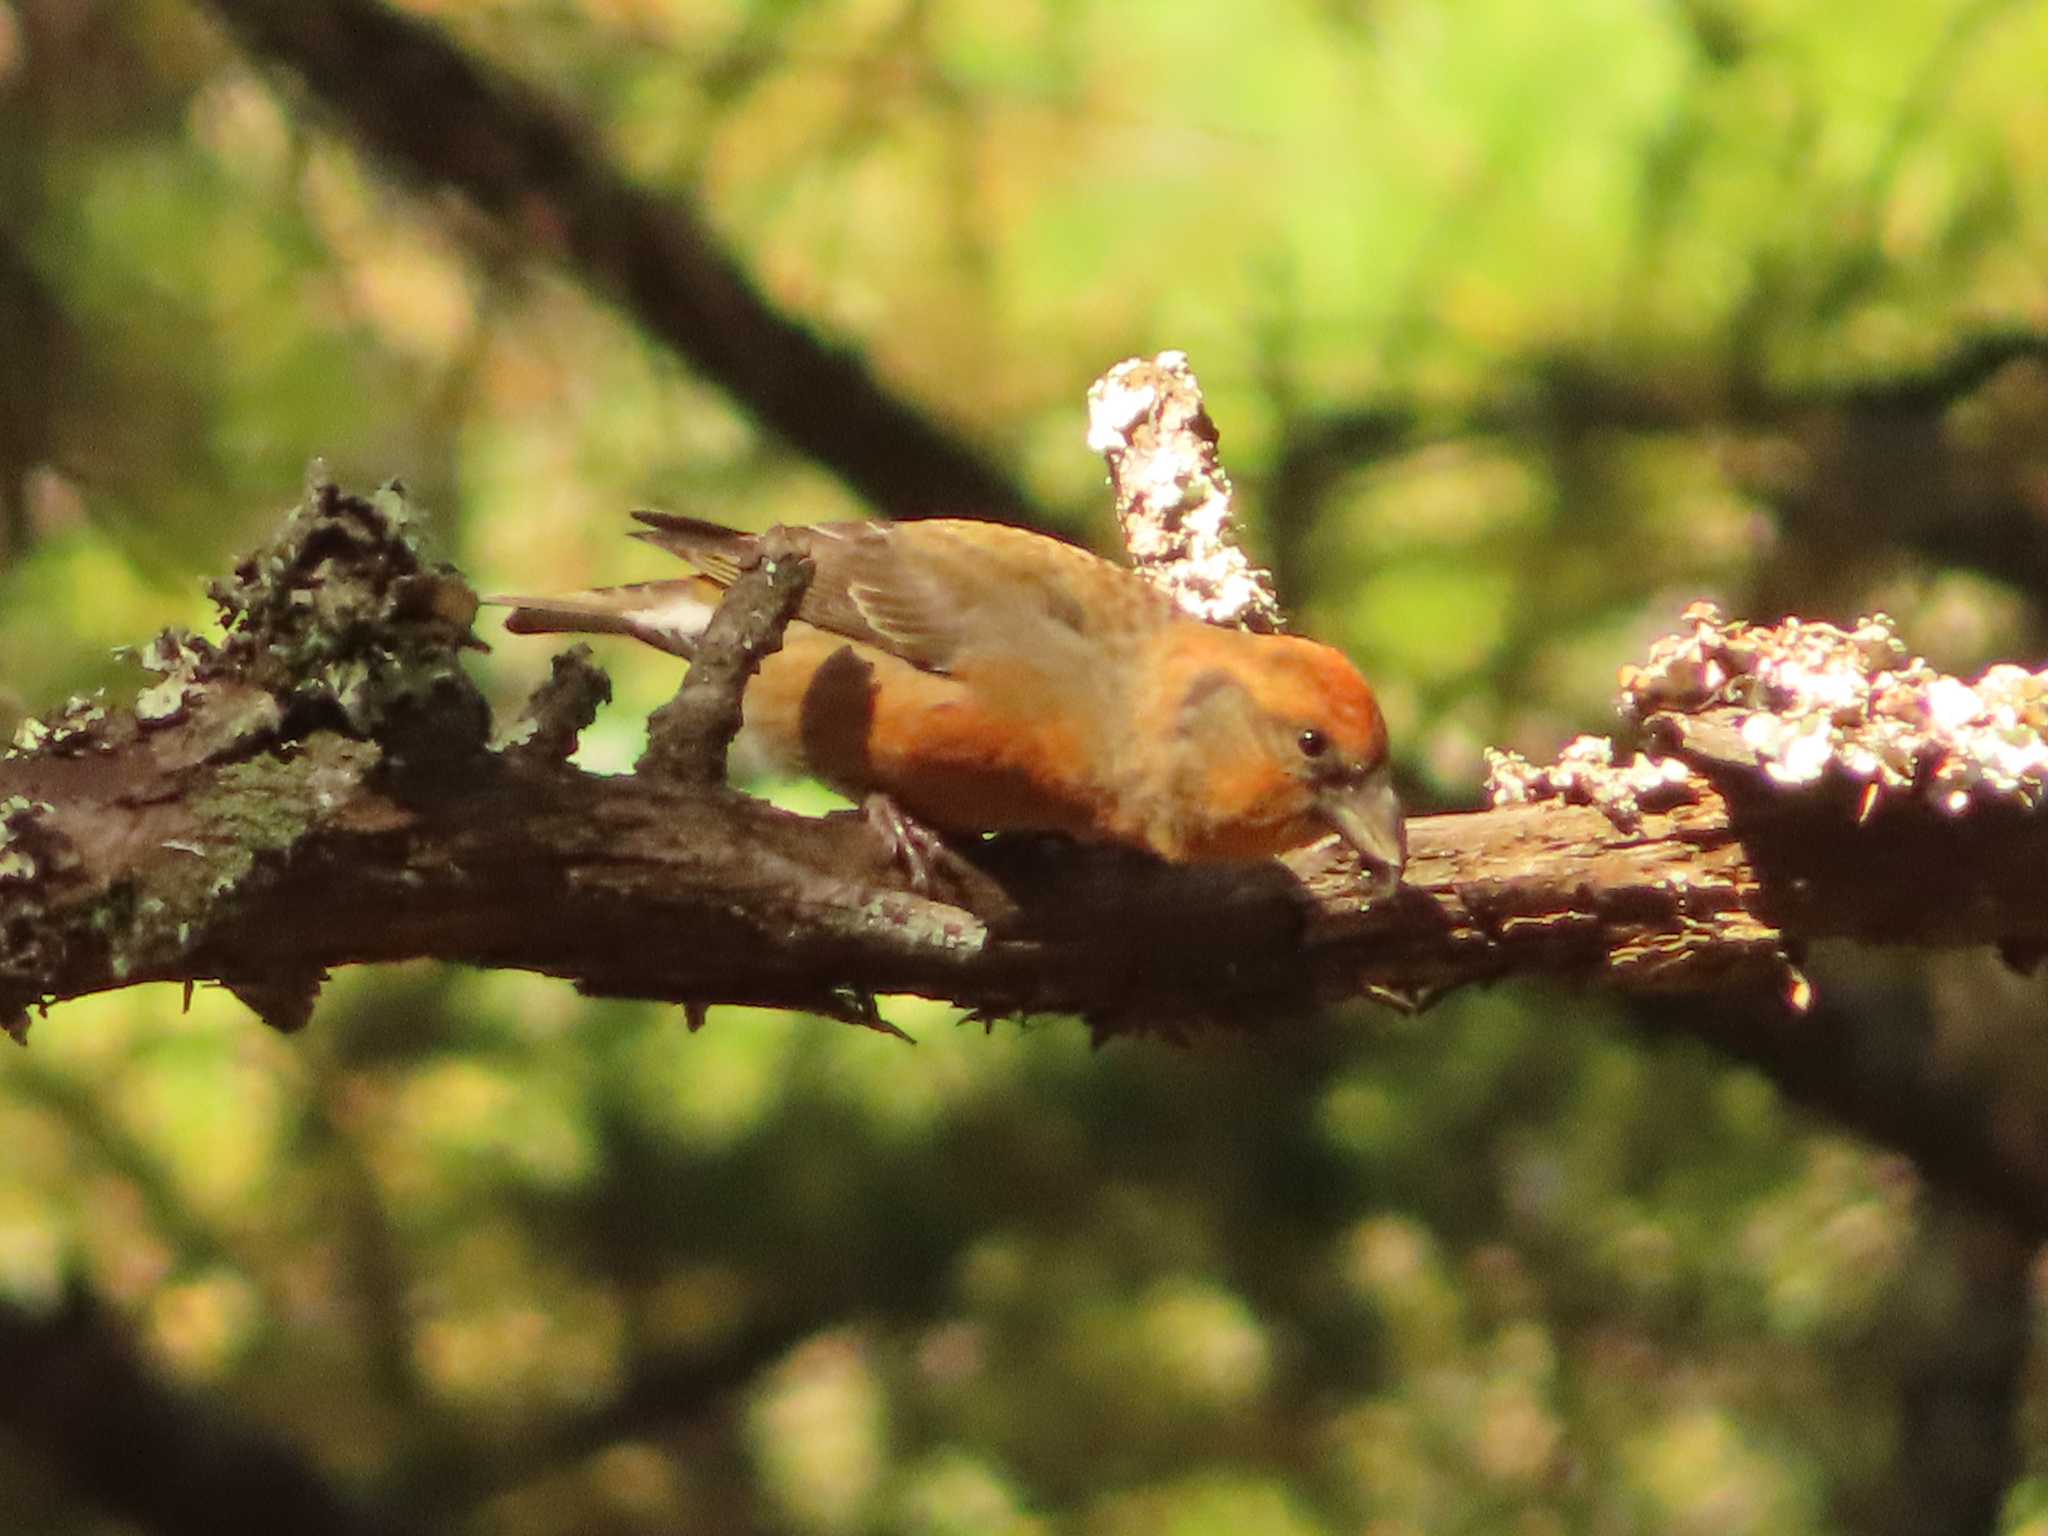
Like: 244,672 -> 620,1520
1163,632 -> 1405,892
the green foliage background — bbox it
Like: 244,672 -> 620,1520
3,0 -> 2048,1531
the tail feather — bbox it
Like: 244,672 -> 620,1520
486,578 -> 719,658
629,510 -> 755,586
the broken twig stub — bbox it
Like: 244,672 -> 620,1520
1087,352 -> 1285,633
638,532 -> 813,786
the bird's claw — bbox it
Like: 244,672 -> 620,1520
862,793 -> 967,895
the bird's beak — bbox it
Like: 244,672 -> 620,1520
1317,768 -> 1406,898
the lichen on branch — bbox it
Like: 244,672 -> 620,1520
0,475 -> 489,1036
1489,602 -> 2048,833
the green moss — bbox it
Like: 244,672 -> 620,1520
95,734 -> 386,979
200,479 -> 489,760
186,734 -> 383,896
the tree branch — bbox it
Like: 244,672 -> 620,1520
1269,330 -> 2048,602
638,530 -> 811,784
194,0 -> 1037,525
4,477 -> 2048,1225
12,342 -> 2048,1232
1088,352 -> 1286,632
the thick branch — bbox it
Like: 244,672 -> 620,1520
0,492 -> 2033,1021
1269,330 -> 2048,601
8,482 -> 2048,1233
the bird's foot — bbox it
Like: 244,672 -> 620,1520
862,794 -> 968,895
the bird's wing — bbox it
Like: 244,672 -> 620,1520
629,511 -> 948,665
628,511 -> 751,586
629,512 -> 1176,796
630,512 -> 1171,678
835,519 -> 1178,670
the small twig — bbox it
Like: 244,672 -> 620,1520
1086,351 -> 1285,632
504,644 -> 611,766
222,971 -> 327,1036
637,531 -> 812,784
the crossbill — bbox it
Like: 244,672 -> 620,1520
495,513 -> 1405,891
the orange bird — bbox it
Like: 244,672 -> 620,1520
497,514 -> 1404,890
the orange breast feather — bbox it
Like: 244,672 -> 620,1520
742,628 -> 1113,839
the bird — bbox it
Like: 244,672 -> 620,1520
493,512 -> 1405,891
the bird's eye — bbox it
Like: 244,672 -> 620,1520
1298,728 -> 1330,760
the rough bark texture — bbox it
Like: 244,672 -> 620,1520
637,530 -> 812,785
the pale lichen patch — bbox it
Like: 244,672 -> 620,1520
1619,603 -> 2048,815
1087,352 -> 1285,633
1485,737 -> 1699,832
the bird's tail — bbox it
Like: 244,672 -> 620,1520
490,512 -> 768,655
486,577 -> 723,658
628,509 -> 757,585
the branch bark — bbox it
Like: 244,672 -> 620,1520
637,530 -> 812,784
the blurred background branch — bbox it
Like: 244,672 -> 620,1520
196,0 -> 1039,527
0,1288 -> 424,1536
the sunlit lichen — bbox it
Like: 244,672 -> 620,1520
1087,352 -> 1284,632
1485,738 -> 1698,830
1620,603 -> 2048,814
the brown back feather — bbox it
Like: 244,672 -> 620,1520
629,511 -> 923,662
